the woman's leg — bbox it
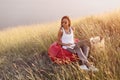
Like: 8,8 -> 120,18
66,45 -> 88,62
76,41 -> 90,58
74,45 -> 92,68
74,45 -> 88,64
80,45 -> 90,58
66,45 -> 91,67
67,45 -> 98,71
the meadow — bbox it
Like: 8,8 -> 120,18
0,10 -> 120,80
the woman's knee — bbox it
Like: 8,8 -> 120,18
86,46 -> 90,51
74,44 -> 79,49
82,45 -> 90,51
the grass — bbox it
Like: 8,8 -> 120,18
0,10 -> 120,80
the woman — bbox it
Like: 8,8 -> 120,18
57,16 -> 98,71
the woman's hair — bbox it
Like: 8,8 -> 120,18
61,16 -> 71,27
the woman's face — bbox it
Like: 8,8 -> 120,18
62,18 -> 69,27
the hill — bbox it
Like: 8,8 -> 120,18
0,10 -> 120,80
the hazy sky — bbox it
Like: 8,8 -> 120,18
0,0 -> 120,28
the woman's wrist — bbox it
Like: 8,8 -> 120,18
62,43 -> 67,46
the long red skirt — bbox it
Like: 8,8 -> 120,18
48,39 -> 80,64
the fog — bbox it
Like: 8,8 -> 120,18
0,0 -> 120,29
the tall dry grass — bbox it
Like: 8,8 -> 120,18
0,10 -> 120,80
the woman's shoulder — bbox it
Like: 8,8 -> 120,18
70,26 -> 75,31
59,27 -> 63,33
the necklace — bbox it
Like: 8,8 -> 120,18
65,28 -> 71,34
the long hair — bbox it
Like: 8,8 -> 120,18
61,16 -> 71,27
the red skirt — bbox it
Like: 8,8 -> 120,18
48,39 -> 80,64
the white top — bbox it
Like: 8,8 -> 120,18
61,27 -> 75,49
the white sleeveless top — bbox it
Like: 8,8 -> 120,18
61,27 -> 75,49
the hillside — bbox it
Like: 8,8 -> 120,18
0,10 -> 120,80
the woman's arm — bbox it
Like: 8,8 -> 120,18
57,28 -> 72,46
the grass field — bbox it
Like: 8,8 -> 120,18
0,10 -> 120,80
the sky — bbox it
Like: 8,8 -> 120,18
0,0 -> 120,29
